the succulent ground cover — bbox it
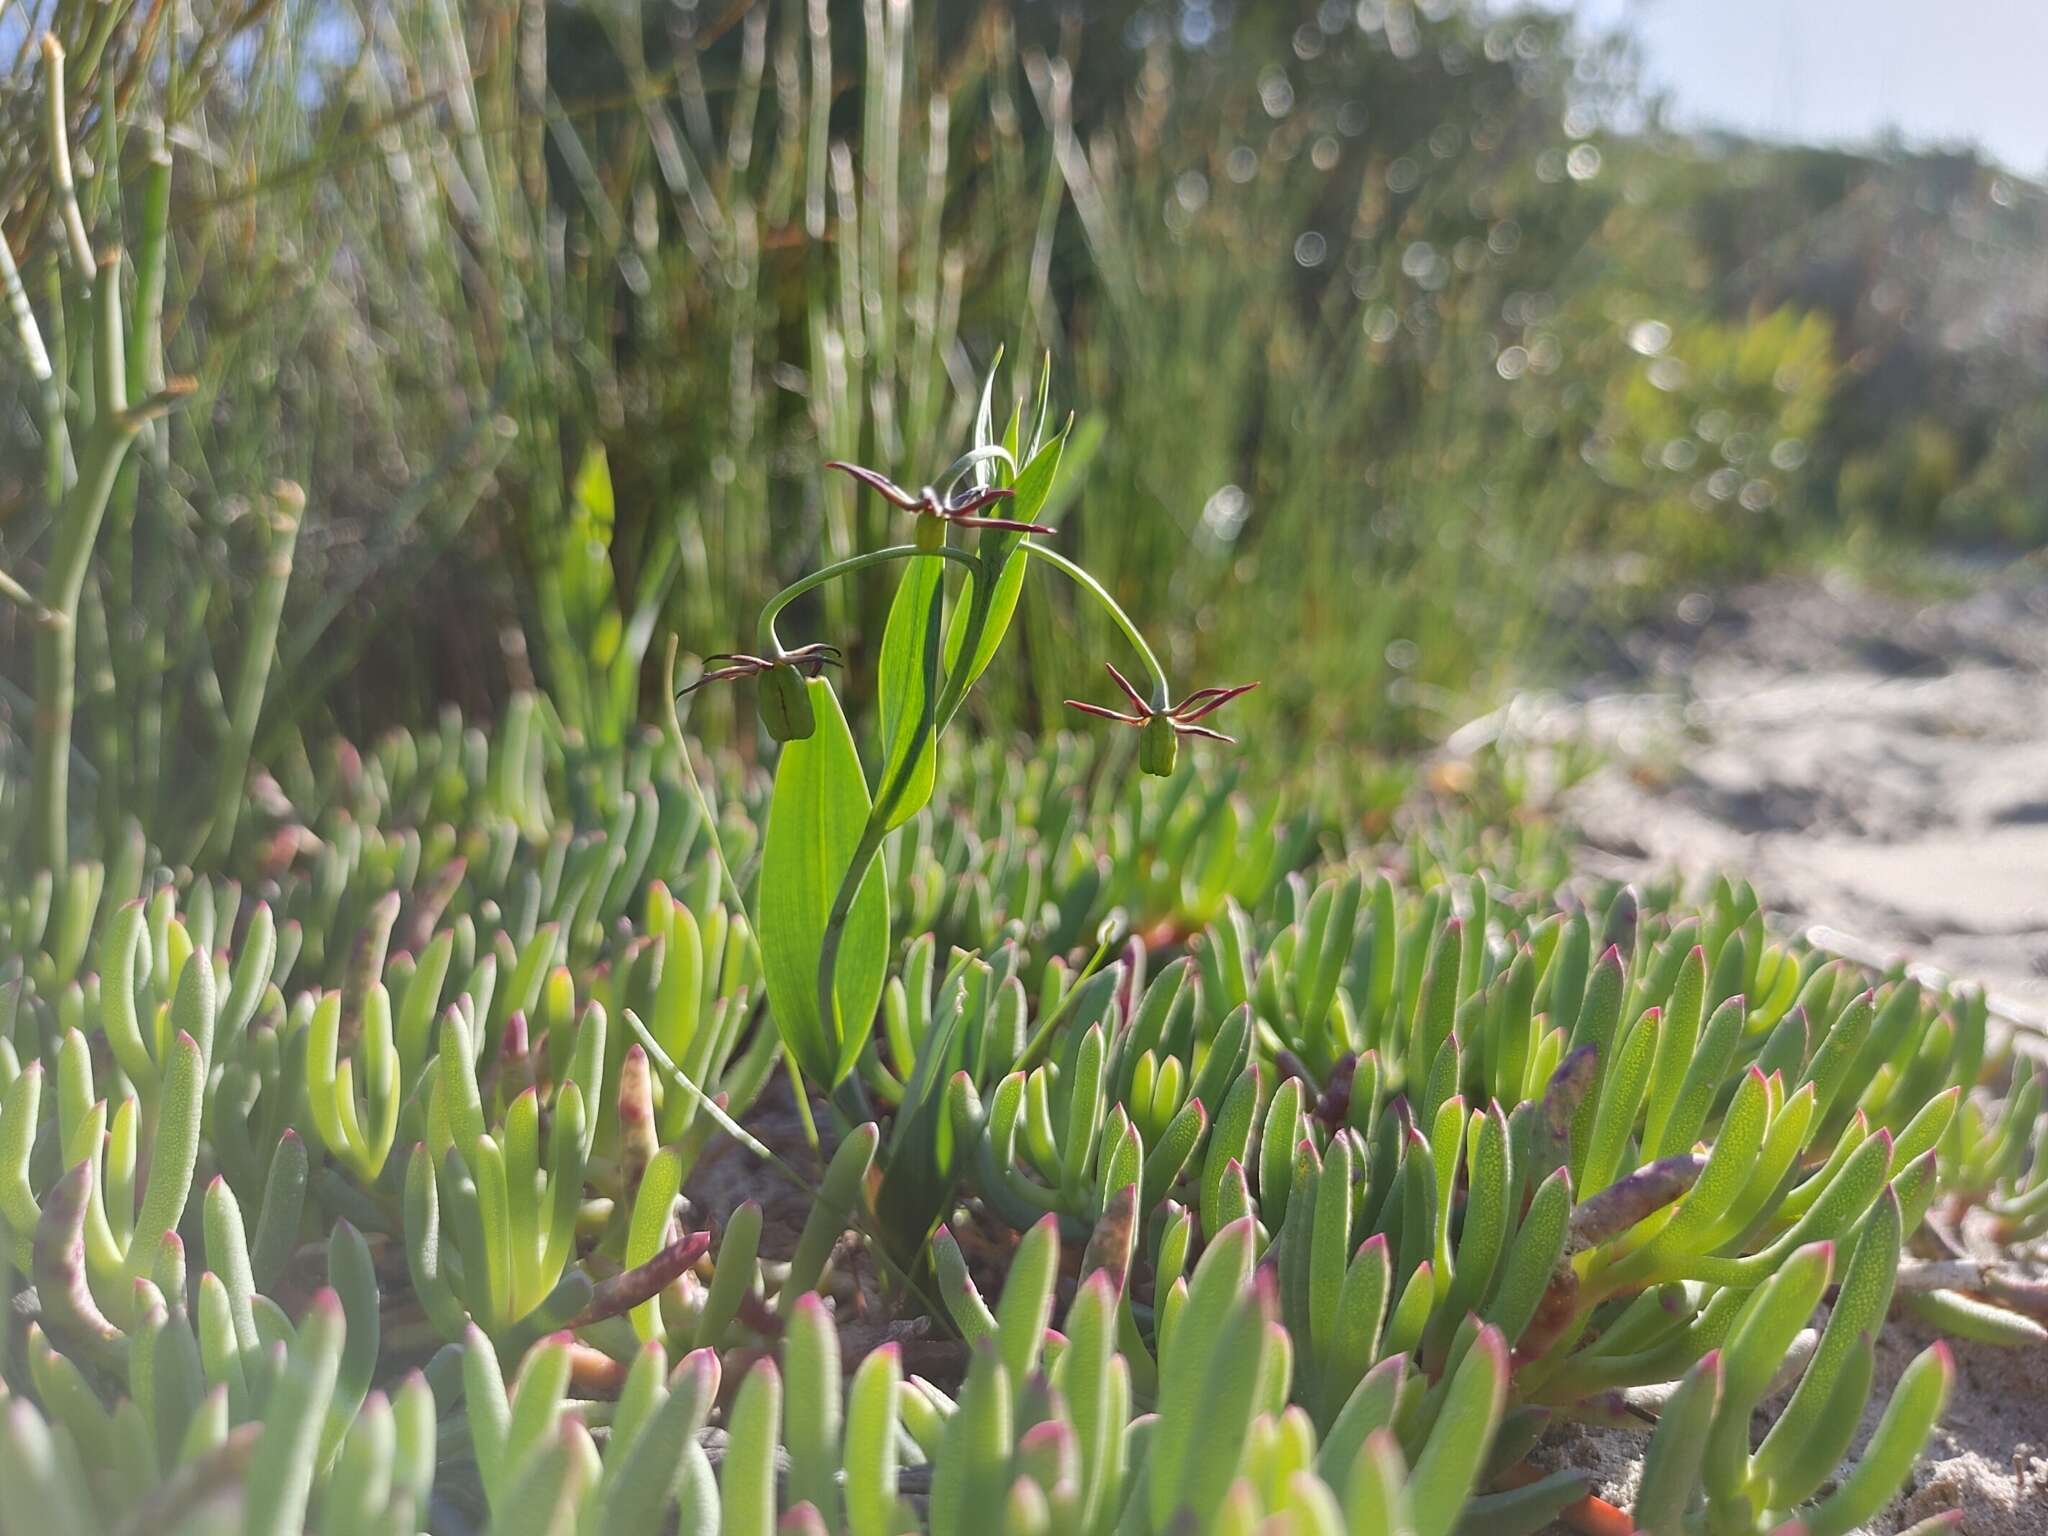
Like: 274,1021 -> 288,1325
3,391 -> 2046,1534
3,25 -> 2046,1536
4,685 -> 2045,1536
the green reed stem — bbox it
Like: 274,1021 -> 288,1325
198,483 -> 306,864
755,542 -> 976,657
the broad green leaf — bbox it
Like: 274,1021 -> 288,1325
874,552 -> 945,830
759,677 -> 890,1087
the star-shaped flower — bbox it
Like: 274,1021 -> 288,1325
1063,662 -> 1259,744
825,459 -> 1054,534
676,642 -> 843,696
679,643 -> 843,742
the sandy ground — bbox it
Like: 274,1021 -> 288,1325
1451,563 -> 2048,1531
1452,563 -> 2048,1031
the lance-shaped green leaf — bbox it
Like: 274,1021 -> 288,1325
1639,945 -> 1705,1155
932,1224 -> 998,1345
1381,1259 -> 1436,1362
1,1062 -> 46,1269
1799,987 -> 1875,1128
1702,1240 -> 1834,1511
843,1343 -> 902,1536
1408,920 -> 1462,1093
1649,994 -> 1746,1161
325,1220 -> 380,1463
250,1130 -> 307,1302
784,1120 -> 879,1306
131,1031 -> 204,1283
0,1398 -> 96,1536
1578,1007 -> 1657,1198
401,1143 -> 469,1340
132,1274 -> 203,1475
1316,1233 -> 1393,1430
1281,1137 -> 1325,1350
759,676 -> 890,1087
1297,874 -> 1364,1040
1407,1324 -> 1508,1536
1456,1470 -> 1592,1536
1344,1427 -> 1417,1536
694,1199 -> 762,1350
1697,1128 -> 1891,1286
1308,1133 -> 1356,1366
995,1214 -> 1059,1389
784,1295 -> 843,1525
1630,1350 -> 1722,1536
1153,1216 -> 1256,1477
1156,1272 -> 1276,1528
1260,1075 -> 1306,1228
1627,1066 -> 1770,1275
497,1334 -> 574,1515
1799,1342 -> 1953,1536
1760,1338 -> 1877,1514
1902,1287 -> 2048,1346
875,550 -> 946,829
242,1289 -> 345,1536
618,1143 -> 684,1341
929,1344 -> 1014,1536
1891,1084 -> 1961,1171
1448,1106 -> 1512,1322
1062,1023 -> 1107,1197
1059,1272 -> 1122,1532
462,1325 -> 512,1496
1143,1096 -> 1208,1211
494,1418 -> 598,1536
1483,1166 -> 1571,1347
1203,1068 -> 1261,1235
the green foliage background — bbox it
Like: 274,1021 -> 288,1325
1,0 -> 2045,861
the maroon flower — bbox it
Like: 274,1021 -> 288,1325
677,642 -> 843,696
1063,662 -> 1259,745
680,643 -> 843,742
825,459 -> 1053,534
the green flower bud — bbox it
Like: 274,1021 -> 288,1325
1139,714 -> 1178,777
760,667 -> 816,742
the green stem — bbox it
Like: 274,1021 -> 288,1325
197,483 -> 305,865
1019,539 -> 1172,708
32,250 -> 137,874
661,637 -> 750,921
756,543 -> 976,657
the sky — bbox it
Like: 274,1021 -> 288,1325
1579,0 -> 2048,176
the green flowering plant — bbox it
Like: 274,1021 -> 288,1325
681,362 -> 1254,1118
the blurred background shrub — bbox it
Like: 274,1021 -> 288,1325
3,0 -> 2045,865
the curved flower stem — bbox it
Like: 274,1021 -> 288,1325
757,543 -> 977,658
661,637 -> 752,921
1018,539 -> 1172,710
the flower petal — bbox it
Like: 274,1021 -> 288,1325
1064,700 -> 1145,725
825,460 -> 922,509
